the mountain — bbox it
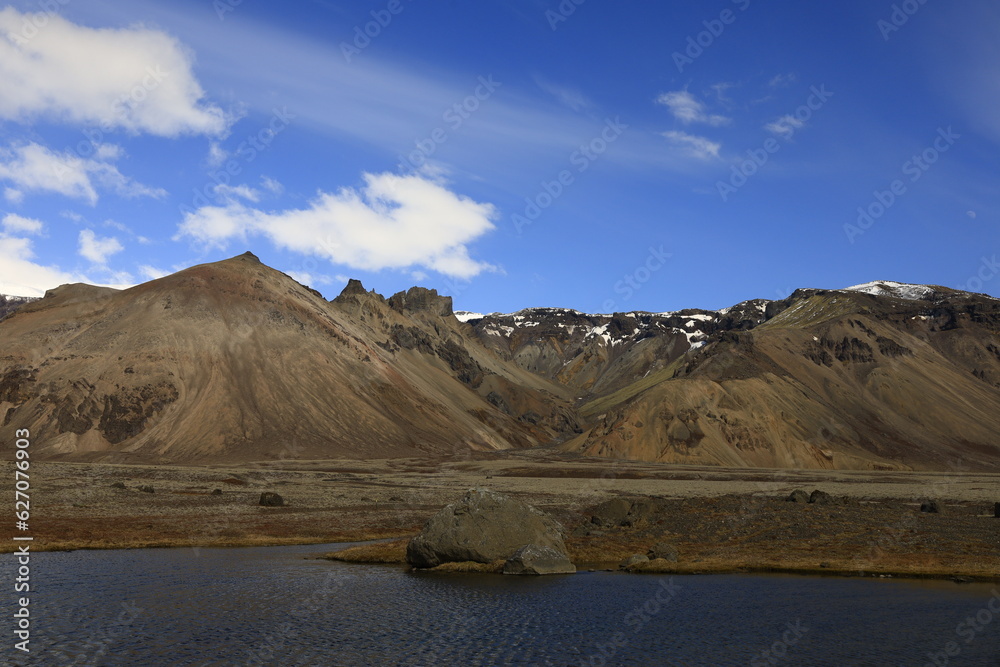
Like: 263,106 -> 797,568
0,253 -> 577,463
1,258 -> 998,471
464,281 -> 1000,471
0,294 -> 38,320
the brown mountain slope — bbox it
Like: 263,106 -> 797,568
562,289 -> 1000,471
0,253 -> 577,463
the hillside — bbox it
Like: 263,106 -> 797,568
2,259 -> 998,471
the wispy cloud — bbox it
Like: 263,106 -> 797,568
0,142 -> 166,205
533,75 -> 593,112
656,90 -> 731,126
765,114 -> 806,139
662,131 -> 721,160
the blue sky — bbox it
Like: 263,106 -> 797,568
0,0 -> 998,314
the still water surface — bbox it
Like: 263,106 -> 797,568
3,542 -> 1000,666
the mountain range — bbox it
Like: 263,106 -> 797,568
2,253 -> 999,471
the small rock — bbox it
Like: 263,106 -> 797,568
819,562 -> 832,569
110,482 -> 126,489
259,492 -> 284,507
138,485 -> 155,494
503,544 -> 576,576
920,499 -> 943,514
786,490 -> 810,503
389,496 -> 405,503
994,503 -> 1000,518
809,490 -> 833,504
647,543 -> 679,562
619,554 -> 649,570
211,489 -> 223,496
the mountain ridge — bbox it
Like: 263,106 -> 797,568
2,258 -> 998,470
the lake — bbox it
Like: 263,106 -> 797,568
3,543 -> 1000,666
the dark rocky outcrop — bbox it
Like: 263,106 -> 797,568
786,490 -> 810,503
809,490 -> 834,505
259,492 -> 284,507
920,499 -> 943,514
405,488 -> 569,569
503,544 -> 575,575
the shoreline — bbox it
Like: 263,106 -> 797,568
5,459 -> 999,584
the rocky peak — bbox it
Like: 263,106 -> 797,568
388,286 -> 454,318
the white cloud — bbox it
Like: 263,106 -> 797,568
207,142 -> 228,167
662,131 -> 722,161
0,235 -> 81,297
2,213 -> 43,235
656,90 -> 730,126
967,210 -> 977,220
177,172 -> 497,279
0,8 -> 228,136
4,187 -> 23,203
260,176 -> 283,194
0,142 -> 166,205
139,265 -> 169,281
78,229 -> 124,265
213,183 -> 260,203
765,115 -> 806,139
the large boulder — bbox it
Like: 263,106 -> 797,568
259,492 -> 284,507
647,542 -> 679,562
406,488 -> 569,569
786,490 -> 810,503
503,544 -> 576,575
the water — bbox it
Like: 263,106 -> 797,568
3,543 -> 1000,666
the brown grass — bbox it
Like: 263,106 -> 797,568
326,538 -> 409,563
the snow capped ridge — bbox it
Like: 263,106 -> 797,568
842,281 -> 937,301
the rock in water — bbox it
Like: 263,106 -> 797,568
259,492 -> 284,507
503,544 -> 576,575
786,490 -> 810,503
405,488 -> 569,569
